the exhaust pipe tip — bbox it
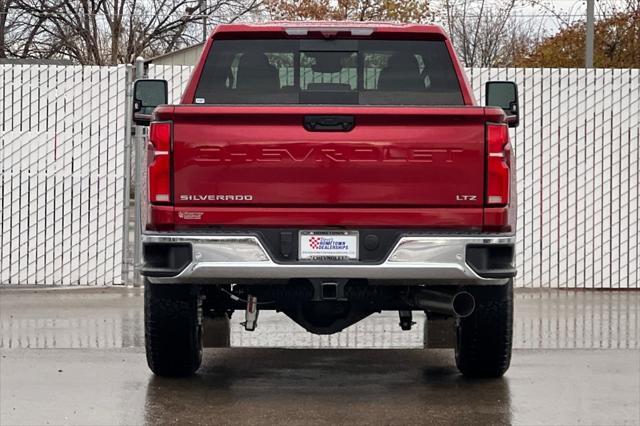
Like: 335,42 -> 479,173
452,291 -> 475,318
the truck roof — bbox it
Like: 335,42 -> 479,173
212,21 -> 448,37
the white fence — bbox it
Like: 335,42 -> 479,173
149,66 -> 640,288
1,64 -> 638,288
1,65 -> 129,285
151,65 -> 640,289
468,68 -> 639,288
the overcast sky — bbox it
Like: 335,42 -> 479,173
500,0 -> 632,34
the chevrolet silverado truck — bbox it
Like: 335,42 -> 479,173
132,21 -> 520,378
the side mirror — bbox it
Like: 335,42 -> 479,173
486,81 -> 519,128
133,79 -> 168,126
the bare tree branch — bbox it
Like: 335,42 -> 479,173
3,0 -> 262,64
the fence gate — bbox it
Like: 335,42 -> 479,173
1,65 -> 129,285
467,68 -> 639,289
150,65 -> 640,289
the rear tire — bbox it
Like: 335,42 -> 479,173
455,280 -> 513,378
144,280 -> 202,377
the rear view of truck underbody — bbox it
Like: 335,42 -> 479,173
143,232 -> 515,334
203,280 -> 478,335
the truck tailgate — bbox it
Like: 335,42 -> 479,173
170,106 -> 487,209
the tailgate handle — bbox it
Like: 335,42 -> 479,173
304,115 -> 355,132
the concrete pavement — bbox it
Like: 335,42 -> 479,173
0,287 -> 638,425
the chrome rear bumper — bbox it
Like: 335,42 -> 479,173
141,233 -> 516,285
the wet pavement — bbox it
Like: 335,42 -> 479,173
1,287 -> 637,350
1,287 -> 639,425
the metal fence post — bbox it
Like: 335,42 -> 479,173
585,0 -> 595,68
133,57 -> 145,286
121,65 -> 134,285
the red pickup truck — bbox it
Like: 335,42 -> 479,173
133,21 -> 519,378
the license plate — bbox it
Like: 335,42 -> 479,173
299,231 -> 359,261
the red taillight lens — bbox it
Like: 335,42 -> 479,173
148,121 -> 172,204
486,123 -> 511,206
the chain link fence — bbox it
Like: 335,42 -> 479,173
1,65 -> 130,285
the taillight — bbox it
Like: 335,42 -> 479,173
148,121 -> 172,204
486,123 -> 511,206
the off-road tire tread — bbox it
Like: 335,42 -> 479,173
455,280 -> 513,378
145,281 -> 202,377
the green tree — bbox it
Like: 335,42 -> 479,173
513,9 -> 640,68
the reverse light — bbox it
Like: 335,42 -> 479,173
486,123 -> 511,206
148,121 -> 172,204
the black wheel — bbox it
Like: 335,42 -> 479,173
144,280 -> 202,377
455,280 -> 513,378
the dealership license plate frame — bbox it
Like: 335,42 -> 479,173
299,230 -> 359,261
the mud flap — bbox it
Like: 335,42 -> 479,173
424,315 -> 456,348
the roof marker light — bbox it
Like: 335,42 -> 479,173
284,27 -> 374,36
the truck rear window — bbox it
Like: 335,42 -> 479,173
194,39 -> 464,105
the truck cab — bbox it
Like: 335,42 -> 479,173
133,21 -> 520,378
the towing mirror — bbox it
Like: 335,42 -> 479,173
486,81 -> 519,128
133,79 -> 168,126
